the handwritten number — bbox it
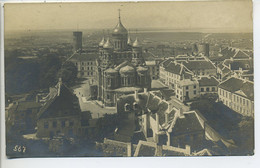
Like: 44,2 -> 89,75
13,145 -> 26,153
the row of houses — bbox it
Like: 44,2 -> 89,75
159,55 -> 254,117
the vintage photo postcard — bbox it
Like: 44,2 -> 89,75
4,1 -> 254,158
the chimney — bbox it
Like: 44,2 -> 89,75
156,113 -> 160,133
127,143 -> 132,157
156,144 -> 163,156
134,90 -> 138,100
185,145 -> 191,155
165,103 -> 171,124
144,88 -> 148,93
57,78 -> 62,96
178,108 -> 184,118
36,94 -> 39,103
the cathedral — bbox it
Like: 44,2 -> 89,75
97,11 -> 151,107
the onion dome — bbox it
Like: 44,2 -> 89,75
132,38 -> 142,48
113,14 -> 128,35
105,68 -> 118,74
137,66 -> 148,72
99,37 -> 105,47
103,38 -> 113,49
127,36 -> 132,45
119,65 -> 135,74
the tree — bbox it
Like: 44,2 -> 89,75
57,62 -> 78,86
90,114 -> 119,141
38,55 -> 62,88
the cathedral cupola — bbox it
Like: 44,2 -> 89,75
132,37 -> 142,48
113,9 -> 128,35
103,38 -> 114,49
127,36 -> 132,46
112,9 -> 128,51
99,37 -> 105,47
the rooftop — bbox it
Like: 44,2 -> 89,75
70,52 -> 98,62
182,60 -> 215,70
198,76 -> 219,87
218,77 -> 254,101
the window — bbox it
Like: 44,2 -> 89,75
186,91 -> 189,97
194,85 -> 196,89
44,122 -> 49,129
212,87 -> 215,91
128,78 -> 131,85
69,121 -> 74,127
61,121 -> 65,128
247,100 -> 249,106
81,67 -> 84,70
107,94 -> 110,99
243,99 -> 245,105
81,62 -> 84,65
186,86 -> 189,90
201,88 -> 204,92
194,90 -> 196,95
206,88 -> 210,92
53,121 -> 57,128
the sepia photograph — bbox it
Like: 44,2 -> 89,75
3,0 -> 254,158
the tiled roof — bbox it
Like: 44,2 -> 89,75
222,67 -> 231,74
146,94 -> 160,112
137,144 -> 156,156
218,77 -> 244,92
157,102 -> 169,125
218,77 -> 254,101
38,82 -> 81,119
199,77 -> 219,87
233,50 -> 250,59
230,59 -> 253,70
170,112 -> 204,136
160,58 -> 174,68
183,60 -> 215,70
164,62 -> 182,74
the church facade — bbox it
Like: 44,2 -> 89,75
97,12 -> 151,107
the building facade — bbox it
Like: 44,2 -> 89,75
198,76 -> 219,95
218,77 -> 254,117
97,13 -> 151,107
145,60 -> 160,80
37,79 -> 82,138
175,79 -> 200,102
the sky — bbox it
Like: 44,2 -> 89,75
4,0 -> 253,33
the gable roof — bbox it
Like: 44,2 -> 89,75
38,82 -> 81,119
233,50 -> 250,59
170,112 -> 204,136
199,76 -> 219,87
218,77 -> 254,101
182,60 -> 215,70
160,58 -> 174,68
70,52 -> 97,62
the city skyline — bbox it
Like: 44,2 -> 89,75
5,1 -> 253,33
